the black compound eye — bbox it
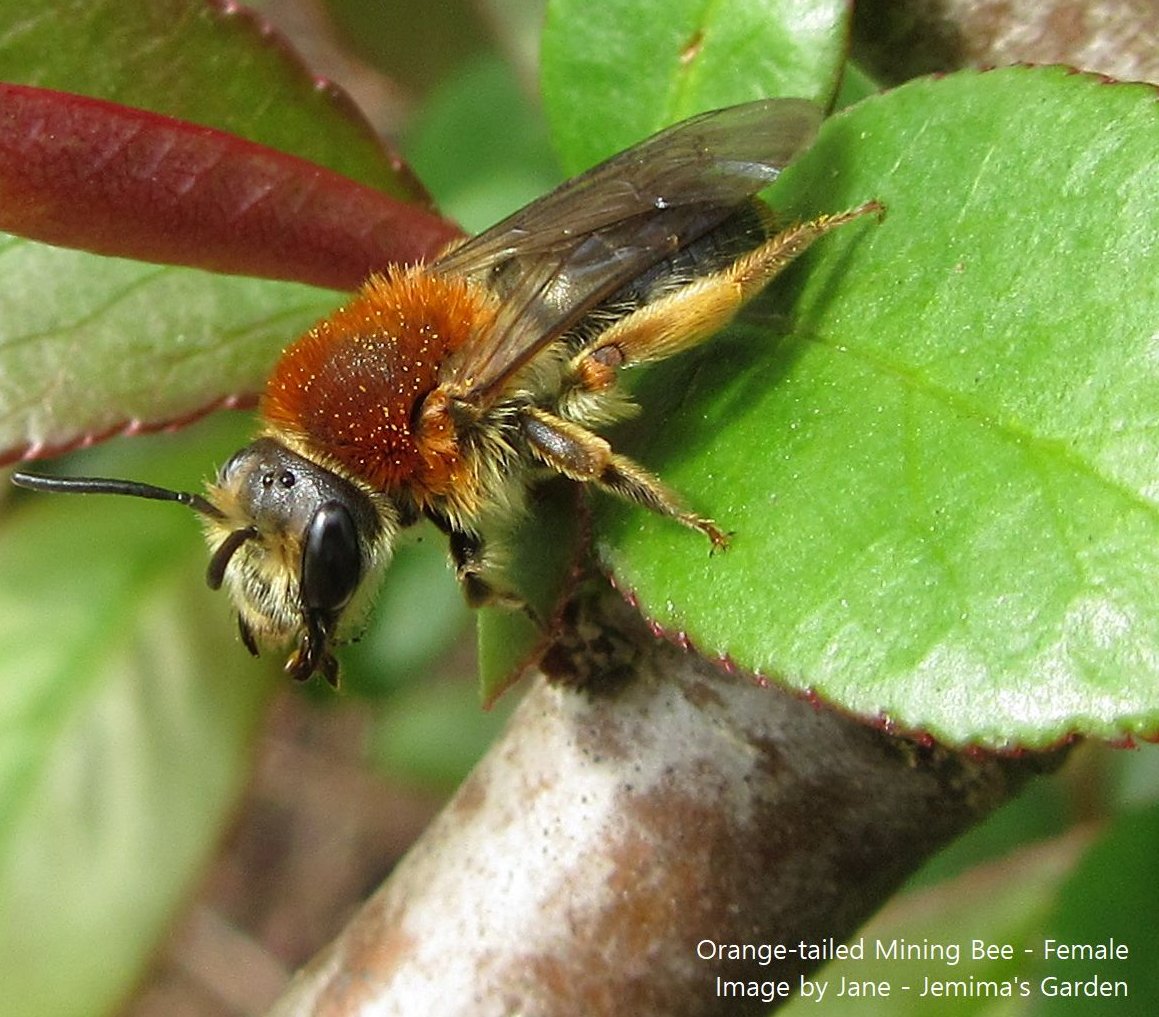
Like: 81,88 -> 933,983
300,501 -> 362,613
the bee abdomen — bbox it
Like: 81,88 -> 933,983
571,199 -> 775,346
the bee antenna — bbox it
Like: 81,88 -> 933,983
10,470 -> 224,520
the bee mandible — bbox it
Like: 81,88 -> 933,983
13,98 -> 879,686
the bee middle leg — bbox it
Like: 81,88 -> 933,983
425,511 -> 496,607
425,510 -> 526,611
519,406 -> 729,550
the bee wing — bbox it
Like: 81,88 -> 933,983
434,97 -> 822,404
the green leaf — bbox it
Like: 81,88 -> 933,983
341,530 -> 472,697
0,434 -> 275,1017
0,0 -> 414,196
0,239 -> 336,463
476,480 -> 586,704
593,66 -> 1159,748
541,0 -> 850,172
403,54 -> 560,233
1030,805 -> 1159,1014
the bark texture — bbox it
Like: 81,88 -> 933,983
853,0 -> 1159,85
269,592 -> 1055,1016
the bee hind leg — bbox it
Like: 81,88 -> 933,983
519,406 -> 729,551
545,205 -> 881,547
562,200 -> 883,397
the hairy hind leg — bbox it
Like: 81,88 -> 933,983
561,201 -> 883,400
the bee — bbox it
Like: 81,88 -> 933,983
12,98 -> 878,687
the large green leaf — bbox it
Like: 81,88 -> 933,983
541,0 -> 850,173
593,66 -> 1159,748
0,423 -> 276,1017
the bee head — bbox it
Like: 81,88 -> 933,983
12,438 -> 397,686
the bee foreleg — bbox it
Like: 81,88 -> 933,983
286,612 -> 340,687
237,615 -> 261,657
519,407 -> 728,550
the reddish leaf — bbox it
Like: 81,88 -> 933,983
0,84 -> 463,291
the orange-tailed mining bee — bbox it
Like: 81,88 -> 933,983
13,98 -> 879,686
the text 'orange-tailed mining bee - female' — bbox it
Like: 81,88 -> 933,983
13,98 -> 880,687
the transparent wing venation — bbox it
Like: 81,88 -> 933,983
434,97 -> 823,402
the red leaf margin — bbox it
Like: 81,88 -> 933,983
0,84 -> 464,291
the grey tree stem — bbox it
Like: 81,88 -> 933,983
269,591 -> 1056,1016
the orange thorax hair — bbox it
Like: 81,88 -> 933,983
262,268 -> 496,500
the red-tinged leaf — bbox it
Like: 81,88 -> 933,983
0,0 -> 423,202
0,85 -> 463,291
